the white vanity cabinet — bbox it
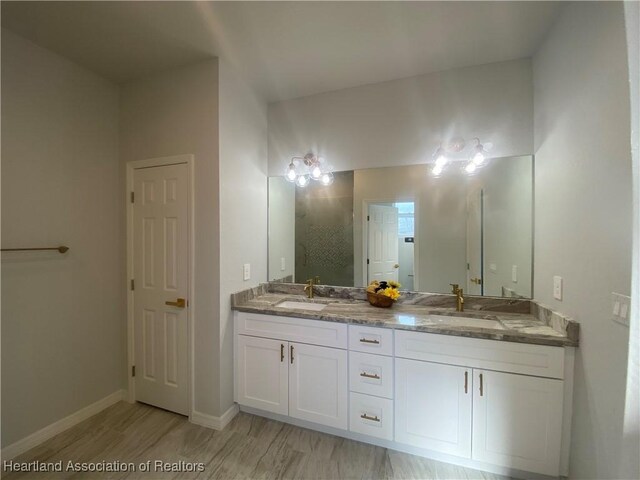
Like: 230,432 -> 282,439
394,330 -> 566,476
234,312 -> 573,478
395,358 -> 472,457
472,369 -> 563,476
235,313 -> 349,430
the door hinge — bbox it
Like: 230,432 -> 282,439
367,215 -> 370,221
130,191 -> 135,203
130,279 -> 135,291
367,258 -> 370,265
132,365 -> 136,377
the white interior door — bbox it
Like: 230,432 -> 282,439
466,189 -> 483,295
368,205 -> 399,284
289,342 -> 348,429
133,163 -> 189,415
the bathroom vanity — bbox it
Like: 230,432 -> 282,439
232,284 -> 578,479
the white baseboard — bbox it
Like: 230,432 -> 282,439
190,403 -> 239,430
1,389 -> 126,462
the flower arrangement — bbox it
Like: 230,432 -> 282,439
366,280 -> 402,307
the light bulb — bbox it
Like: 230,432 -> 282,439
311,165 -> 323,179
435,154 -> 448,168
286,166 -> 297,182
465,162 -> 477,174
432,165 -> 443,177
320,172 -> 334,186
472,151 -> 485,165
296,175 -> 309,187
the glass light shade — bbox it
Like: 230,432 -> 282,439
320,172 -> 334,186
285,165 -> 297,182
295,175 -> 310,187
432,165 -> 444,177
311,164 -> 323,180
465,162 -> 477,174
472,150 -> 485,165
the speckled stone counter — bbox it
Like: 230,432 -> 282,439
231,283 -> 579,347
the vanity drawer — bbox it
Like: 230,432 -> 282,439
349,392 -> 393,441
235,312 -> 347,349
395,330 -> 565,379
349,351 -> 394,399
348,325 -> 393,356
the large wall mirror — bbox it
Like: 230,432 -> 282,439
268,155 -> 533,298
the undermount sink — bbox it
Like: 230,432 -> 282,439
276,300 -> 328,312
429,315 -> 506,330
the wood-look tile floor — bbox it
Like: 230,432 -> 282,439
3,402 -> 511,480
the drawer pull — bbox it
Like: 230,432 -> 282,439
360,413 -> 380,422
464,371 -> 468,394
281,344 -> 284,363
360,372 -> 381,380
479,373 -> 484,396
360,338 -> 380,344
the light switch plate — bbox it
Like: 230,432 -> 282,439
280,257 -> 286,271
553,276 -> 563,301
612,292 -> 631,326
243,263 -> 251,281
511,265 -> 518,283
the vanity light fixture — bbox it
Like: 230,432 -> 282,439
284,152 -> 333,187
430,138 -> 491,177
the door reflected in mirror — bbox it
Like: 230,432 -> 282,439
268,155 -> 533,298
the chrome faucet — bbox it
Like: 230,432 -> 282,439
450,284 -> 465,312
304,278 -> 316,299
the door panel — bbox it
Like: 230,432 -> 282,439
134,163 -> 189,415
466,188 -> 483,295
289,343 -> 348,429
472,370 -> 563,476
368,205 -> 399,283
236,335 -> 288,415
395,358 -> 472,458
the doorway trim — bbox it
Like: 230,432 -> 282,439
362,198 -> 419,291
126,154 -> 195,418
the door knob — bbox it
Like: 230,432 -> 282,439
394,264 -> 400,269
165,298 -> 186,308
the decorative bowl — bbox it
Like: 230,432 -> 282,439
367,292 -> 395,308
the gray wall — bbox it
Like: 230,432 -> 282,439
1,30 -> 124,447
119,59 -> 221,417
218,59 -> 269,417
268,178 -> 295,282
533,3 -> 633,478
268,59 -> 533,175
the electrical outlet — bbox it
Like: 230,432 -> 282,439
511,265 -> 518,283
243,263 -> 251,281
553,276 -> 563,301
612,292 -> 631,326
280,257 -> 286,271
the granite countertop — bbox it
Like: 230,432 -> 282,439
231,284 -> 579,348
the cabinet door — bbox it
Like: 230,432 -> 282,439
289,343 -> 348,429
472,369 -> 563,476
236,335 -> 288,415
395,358 -> 472,457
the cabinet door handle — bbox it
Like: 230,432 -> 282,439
280,344 -> 284,363
360,338 -> 380,344
464,371 -> 468,394
360,372 -> 381,380
290,345 -> 294,364
479,373 -> 484,396
360,413 -> 380,422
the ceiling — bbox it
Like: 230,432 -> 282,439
1,1 -> 563,102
